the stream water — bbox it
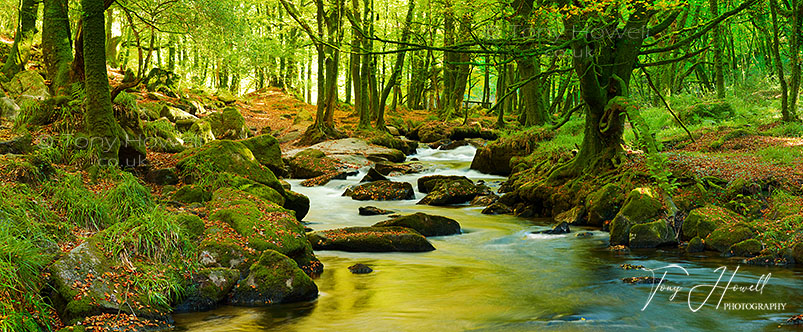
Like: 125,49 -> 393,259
174,147 -> 801,331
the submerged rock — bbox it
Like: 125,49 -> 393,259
535,222 -> 571,235
308,227 -> 435,252
359,206 -> 394,216
348,264 -> 373,274
622,277 -> 664,284
373,212 -> 461,237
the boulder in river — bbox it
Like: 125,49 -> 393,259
628,220 -> 676,249
609,187 -> 664,246
373,212 -> 461,237
228,250 -> 318,306
175,268 -> 240,313
417,175 -> 471,193
417,177 -> 485,206
359,206 -> 394,216
482,202 -> 513,215
470,194 -> 499,206
361,168 -> 389,182
308,226 -> 435,252
346,180 -> 415,201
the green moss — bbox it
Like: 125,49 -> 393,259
295,148 -> 326,159
618,188 -> 663,222
241,134 -> 285,175
373,213 -> 461,236
628,220 -> 675,249
705,223 -> 755,252
728,239 -> 762,257
177,214 -> 205,239
206,107 -> 247,139
308,226 -> 436,252
176,140 -> 284,194
207,188 -> 307,256
229,250 -> 318,305
585,183 -> 626,226
682,205 -> 743,240
687,236 -> 705,253
142,118 -> 178,140
173,185 -> 212,204
198,238 -> 256,272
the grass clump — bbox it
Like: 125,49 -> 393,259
103,172 -> 154,221
44,174 -> 111,230
0,223 -> 59,331
103,208 -> 193,264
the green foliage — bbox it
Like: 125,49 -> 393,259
113,91 -> 139,111
104,207 -> 192,264
0,223 -> 58,331
44,174 -> 111,230
103,172 -> 155,221
756,145 -> 803,167
12,98 -> 42,132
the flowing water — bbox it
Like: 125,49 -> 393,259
174,147 -> 802,331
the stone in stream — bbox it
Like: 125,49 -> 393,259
373,212 -> 461,237
470,194 -> 498,207
417,177 -> 485,206
228,250 -> 319,306
175,268 -> 240,313
361,168 -> 389,182
575,232 -> 594,238
622,277 -> 664,284
359,206 -> 394,216
345,180 -> 415,201
308,226 -> 435,252
534,222 -> 571,235
482,202 -> 513,215
348,264 -> 373,274
417,175 -> 471,193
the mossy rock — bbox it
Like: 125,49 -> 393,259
469,127 -> 554,175
308,226 -> 435,252
705,224 -> 756,252
347,180 -> 415,201
617,188 -> 663,223
417,178 -> 484,206
728,239 -> 762,257
228,250 -> 318,306
177,214 -> 205,239
50,240 -> 166,323
370,135 -> 418,155
208,188 -> 307,256
176,140 -> 284,194
682,205 -> 743,240
295,148 -> 326,159
189,120 -> 215,144
628,220 -> 676,249
373,213 -> 461,237
206,107 -> 247,140
283,190 -> 310,221
687,236 -> 705,253
198,238 -> 257,273
242,134 -> 287,177
287,153 -> 343,179
585,183 -> 627,226
174,268 -> 239,313
417,175 -> 471,193
211,173 -> 286,206
793,243 -> 803,264
415,122 -> 450,143
173,185 -> 211,204
609,215 -> 635,246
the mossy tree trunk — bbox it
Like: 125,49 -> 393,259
1,0 -> 38,80
42,0 -> 73,95
83,0 -> 121,163
710,0 -> 726,99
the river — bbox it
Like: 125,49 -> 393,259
174,146 -> 802,331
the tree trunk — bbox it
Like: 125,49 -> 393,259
710,0 -> 726,99
2,0 -> 39,80
83,0 -> 120,163
770,0 -> 792,121
42,0 -> 73,95
376,0 -> 415,130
